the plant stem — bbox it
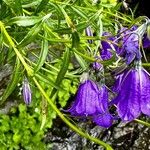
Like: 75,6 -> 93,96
134,119 -> 150,127
33,77 -> 113,150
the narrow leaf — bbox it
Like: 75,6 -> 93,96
40,97 -> 47,130
50,48 -> 70,97
35,29 -> 48,72
74,52 -> 87,71
18,22 -> 43,48
35,0 -> 49,14
72,31 -> 80,48
1,58 -> 21,104
8,16 -> 41,26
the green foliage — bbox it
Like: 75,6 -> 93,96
0,104 -> 46,150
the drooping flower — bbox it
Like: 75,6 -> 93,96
112,62 -> 150,121
67,73 -> 113,127
68,79 -> 107,116
23,77 -> 32,105
117,26 -> 142,64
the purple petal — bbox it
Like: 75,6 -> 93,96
140,68 -> 150,116
98,85 -> 109,113
115,69 -> 141,121
67,80 -> 110,117
143,34 -> 150,48
112,71 -> 127,94
100,32 -> 116,60
117,27 -> 141,64
92,62 -> 102,71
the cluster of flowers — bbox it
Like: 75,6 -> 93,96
67,20 -> 150,128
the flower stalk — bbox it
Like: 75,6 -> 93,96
33,77 -> 113,150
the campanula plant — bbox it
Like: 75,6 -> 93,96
2,0 -> 150,149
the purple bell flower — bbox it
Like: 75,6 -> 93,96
23,77 -> 32,105
117,26 -> 142,64
112,62 -> 150,121
68,79 -> 107,116
67,73 -> 113,127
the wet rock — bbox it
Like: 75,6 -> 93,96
44,116 -> 150,150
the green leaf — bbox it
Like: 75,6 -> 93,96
40,98 -> 47,130
22,0 -> 41,8
1,58 -> 21,104
18,22 -> 43,48
35,0 -> 49,14
34,28 -> 48,72
35,73 -> 60,90
71,6 -> 88,19
3,0 -> 23,15
72,31 -> 80,48
13,133 -> 21,144
74,52 -> 87,71
8,16 -> 41,27
50,48 -> 70,97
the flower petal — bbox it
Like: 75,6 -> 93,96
68,80 -> 107,116
140,68 -> 150,116
116,69 -> 141,121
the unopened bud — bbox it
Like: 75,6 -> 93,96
23,77 -> 31,105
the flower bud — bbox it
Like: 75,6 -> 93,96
85,26 -> 93,44
23,77 -> 31,105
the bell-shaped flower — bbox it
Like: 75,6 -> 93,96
68,79 -> 108,116
117,26 -> 142,64
67,73 -> 113,127
112,62 -> 150,121
23,77 -> 32,105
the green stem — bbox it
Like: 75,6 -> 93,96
0,21 -> 33,76
134,119 -> 150,127
33,77 -> 113,150
142,63 -> 150,67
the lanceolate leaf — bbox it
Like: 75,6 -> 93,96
50,48 -> 70,98
1,58 -> 21,104
18,22 -> 43,48
74,52 -> 87,71
35,0 -> 49,14
8,16 -> 41,27
35,29 -> 48,72
3,0 -> 23,15
72,31 -> 80,48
